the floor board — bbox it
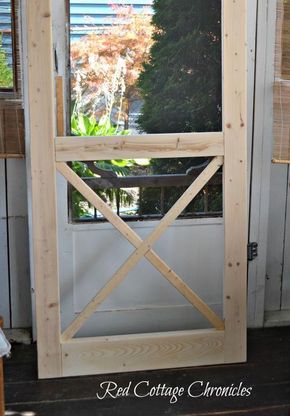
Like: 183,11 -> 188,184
4,327 -> 290,415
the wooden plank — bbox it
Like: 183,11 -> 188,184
61,329 -> 225,376
55,132 -> 224,161
272,158 -> 290,164
57,162 -> 224,335
265,310 -> 290,327
0,154 -> 25,159
25,0 -> 62,378
5,328 -> 290,407
223,0 -> 248,362
60,156 -> 223,340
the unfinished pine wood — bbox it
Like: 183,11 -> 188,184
26,0 -> 62,378
55,132 -> 224,161
60,156 -> 223,341
57,162 -> 224,334
61,329 -> 225,376
223,0 -> 248,363
28,0 -> 248,378
5,328 -> 290,414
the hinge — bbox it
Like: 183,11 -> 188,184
248,242 -> 258,261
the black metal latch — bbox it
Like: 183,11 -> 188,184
248,242 -> 258,261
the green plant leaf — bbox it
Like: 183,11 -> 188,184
111,160 -> 130,167
133,158 -> 151,166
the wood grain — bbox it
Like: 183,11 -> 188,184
4,328 -> 290,416
26,0 -> 62,378
223,0 -> 248,363
59,156 -> 223,341
57,162 -> 224,339
55,132 -> 224,161
61,329 -> 225,376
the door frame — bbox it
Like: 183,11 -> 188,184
247,0 -> 278,327
24,0 -> 248,378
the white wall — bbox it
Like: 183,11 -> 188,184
250,0 -> 290,326
0,159 -> 31,329
0,160 -> 10,327
257,0 -> 290,319
247,0 -> 277,327
281,169 -> 290,309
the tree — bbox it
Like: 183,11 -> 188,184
71,5 -> 153,128
137,0 -> 222,217
137,0 -> 222,134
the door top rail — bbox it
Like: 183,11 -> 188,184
55,132 -> 224,161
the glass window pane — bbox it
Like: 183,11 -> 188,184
69,0 -> 222,222
0,0 -> 14,89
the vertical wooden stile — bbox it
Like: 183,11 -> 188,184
223,0 -> 248,362
26,0 -> 62,377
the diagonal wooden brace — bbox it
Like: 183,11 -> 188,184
58,156 -> 224,341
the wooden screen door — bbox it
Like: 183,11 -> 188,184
26,0 -> 247,378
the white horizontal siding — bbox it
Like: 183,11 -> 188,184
70,0 -> 153,41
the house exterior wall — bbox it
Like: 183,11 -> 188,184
0,159 -> 31,329
258,0 -> 290,326
70,0 -> 153,42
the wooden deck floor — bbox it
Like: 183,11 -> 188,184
3,327 -> 290,415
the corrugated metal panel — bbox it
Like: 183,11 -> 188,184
70,0 -> 153,41
0,0 -> 12,66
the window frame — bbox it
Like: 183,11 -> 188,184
0,0 -> 20,96
66,0 -> 223,223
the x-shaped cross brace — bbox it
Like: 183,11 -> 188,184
57,156 -> 224,341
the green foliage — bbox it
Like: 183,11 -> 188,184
137,0 -> 222,216
137,0 -> 222,134
0,34 -> 13,88
71,113 -> 150,219
71,0 -> 223,220
71,113 -> 130,137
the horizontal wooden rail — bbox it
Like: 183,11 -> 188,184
55,132 -> 224,161
61,329 -> 225,376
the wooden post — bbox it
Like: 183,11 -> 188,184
223,0 -> 248,362
26,0 -> 62,377
0,317 -> 4,416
